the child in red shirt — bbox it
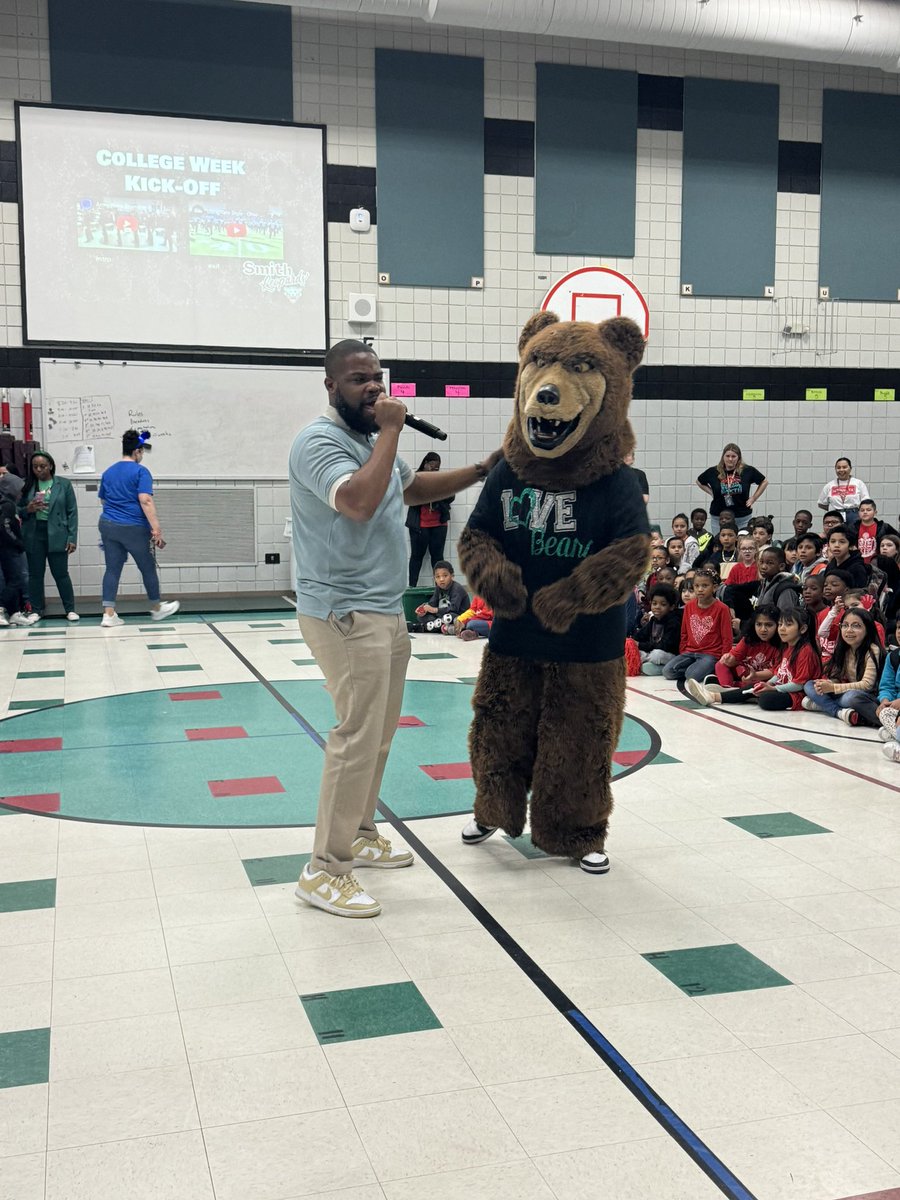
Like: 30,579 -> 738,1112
455,596 -> 493,641
662,568 -> 732,683
689,606 -> 820,710
714,604 -> 781,688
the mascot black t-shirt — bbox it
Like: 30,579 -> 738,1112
467,459 -> 650,663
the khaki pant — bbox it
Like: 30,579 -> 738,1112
298,610 -> 411,875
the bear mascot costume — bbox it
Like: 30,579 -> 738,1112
458,311 -> 651,872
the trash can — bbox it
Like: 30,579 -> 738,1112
402,587 -> 433,623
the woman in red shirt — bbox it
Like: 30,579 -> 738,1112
661,568 -> 732,683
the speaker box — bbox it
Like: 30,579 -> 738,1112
348,293 -> 377,324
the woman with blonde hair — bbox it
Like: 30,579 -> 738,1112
696,443 -> 768,534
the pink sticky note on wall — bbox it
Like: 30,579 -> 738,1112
445,384 -> 470,398
391,383 -> 416,397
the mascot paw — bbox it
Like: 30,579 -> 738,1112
485,566 -> 528,619
532,582 -> 580,634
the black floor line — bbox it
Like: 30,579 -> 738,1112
207,616 -> 758,1200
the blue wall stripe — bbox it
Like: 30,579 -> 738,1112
681,78 -> 779,298
535,63 -> 637,257
375,49 -> 484,288
820,90 -> 900,303
48,0 -> 293,121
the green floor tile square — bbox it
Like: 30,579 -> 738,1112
139,625 -> 176,632
0,1028 -> 51,1088
16,670 -> 64,679
413,653 -> 456,661
503,833 -> 547,860
300,981 -> 441,1044
22,648 -> 65,656
156,664 -> 202,673
780,739 -> 835,755
0,878 -> 57,913
25,631 -> 64,638
7,700 -> 63,711
270,638 -> 304,645
458,677 -> 478,684
643,943 -> 791,997
292,659 -> 316,666
242,853 -> 310,886
250,622 -> 286,629
670,697 -> 701,709
147,643 -> 188,650
725,812 -> 832,838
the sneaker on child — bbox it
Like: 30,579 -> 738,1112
685,679 -> 719,707
66,612 -> 80,622
0,607 -> 8,627
101,613 -> 125,628
882,741 -> 900,764
878,708 -> 899,742
9,611 -> 40,627
295,863 -> 381,918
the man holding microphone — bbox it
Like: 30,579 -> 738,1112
290,339 -> 498,918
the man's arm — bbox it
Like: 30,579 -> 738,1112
333,397 -> 407,523
403,450 -> 502,506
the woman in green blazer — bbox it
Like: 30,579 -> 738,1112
19,451 -> 79,619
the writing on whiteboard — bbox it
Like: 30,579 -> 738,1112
46,394 -> 114,441
127,408 -> 174,438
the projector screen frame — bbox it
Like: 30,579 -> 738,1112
15,100 -> 330,359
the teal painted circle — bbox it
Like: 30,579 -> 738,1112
0,681 -> 658,827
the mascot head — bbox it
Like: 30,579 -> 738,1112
503,312 -> 645,489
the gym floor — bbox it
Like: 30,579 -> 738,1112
2,611 -> 900,1200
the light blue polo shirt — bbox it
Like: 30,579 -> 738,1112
289,409 -> 414,619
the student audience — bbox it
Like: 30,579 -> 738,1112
802,607 -> 883,726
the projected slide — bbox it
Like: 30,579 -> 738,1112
18,105 -> 327,353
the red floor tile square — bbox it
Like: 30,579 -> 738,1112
0,738 -> 63,754
0,793 -> 61,812
398,716 -> 425,728
208,776 -> 285,798
169,691 -> 223,702
420,762 -> 472,781
185,727 -> 249,741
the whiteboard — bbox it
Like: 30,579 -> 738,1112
39,359 -> 329,478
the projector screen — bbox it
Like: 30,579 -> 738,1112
17,104 -> 327,354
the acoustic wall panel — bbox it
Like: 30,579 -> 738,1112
535,64 -> 637,257
820,90 -> 900,303
48,0 -> 292,122
681,78 -> 779,298
375,49 -> 484,288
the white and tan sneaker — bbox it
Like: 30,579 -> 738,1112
351,834 -> 414,869
295,864 -> 381,918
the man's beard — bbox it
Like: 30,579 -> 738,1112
334,389 -> 377,435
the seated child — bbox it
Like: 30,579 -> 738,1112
690,508 -> 712,557
678,568 -> 695,603
688,606 -> 820,710
755,546 -> 801,613
802,606 -> 883,726
801,574 -> 828,621
876,646 -> 900,758
723,536 -> 761,626
635,583 -> 682,675
844,589 -> 886,647
748,516 -> 775,552
409,560 -> 470,633
783,538 -> 799,572
795,533 -> 827,581
455,595 -> 493,641
671,514 -> 700,569
666,535 -> 687,576
662,567 -> 732,683
713,604 -> 780,689
704,524 -> 739,580
817,570 -> 852,663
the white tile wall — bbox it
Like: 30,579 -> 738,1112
1,1 -> 898,598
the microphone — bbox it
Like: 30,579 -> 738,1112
404,413 -> 448,441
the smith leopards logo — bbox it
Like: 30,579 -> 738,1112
501,487 -> 593,559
